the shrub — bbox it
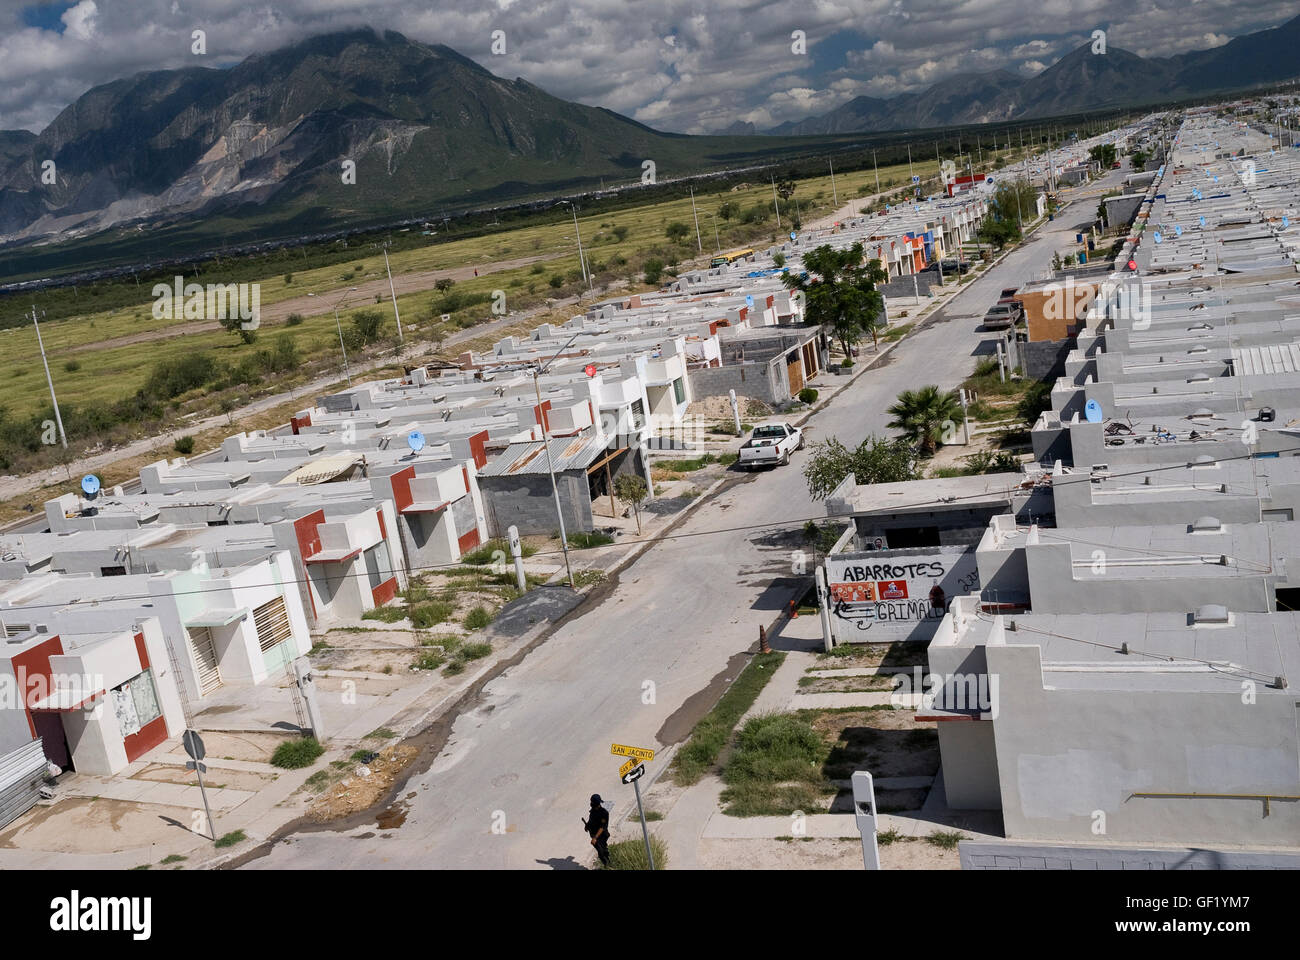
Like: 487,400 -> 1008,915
798,387 -> 818,404
409,602 -> 455,629
643,259 -> 664,284
362,605 -> 407,623
214,830 -> 247,848
463,607 -> 493,631
63,359 -> 81,372
548,274 -> 564,289
283,273 -> 293,284
603,835 -> 668,870
458,641 -> 492,660
568,531 -> 614,548
270,737 -> 324,769
530,263 -> 545,274
173,435 -> 195,455
414,651 -> 445,671
285,312 -> 304,326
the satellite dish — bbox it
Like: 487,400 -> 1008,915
1084,400 -> 1104,423
789,231 -> 797,241
81,474 -> 101,499
1174,224 -> 1183,237
1199,215 -> 1206,227
407,431 -> 425,453
1153,231 -> 1163,244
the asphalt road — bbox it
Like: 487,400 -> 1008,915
243,169 -> 1129,870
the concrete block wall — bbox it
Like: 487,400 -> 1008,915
480,472 -> 593,537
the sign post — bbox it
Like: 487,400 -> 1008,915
183,729 -> 216,841
612,743 -> 656,870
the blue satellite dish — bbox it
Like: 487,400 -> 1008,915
1153,231 -> 1163,244
1084,400 -> 1103,424
1284,217 -> 1291,229
81,474 -> 101,498
745,295 -> 754,308
1199,215 -> 1206,227
789,231 -> 797,241
1174,224 -> 1183,237
407,431 -> 425,453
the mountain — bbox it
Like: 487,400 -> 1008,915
0,29 -> 844,248
764,14 -> 1300,135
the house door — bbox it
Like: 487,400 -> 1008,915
786,352 -> 804,396
253,597 -> 295,676
187,626 -> 223,695
32,712 -> 72,770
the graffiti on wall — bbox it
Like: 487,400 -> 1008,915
827,548 -> 980,641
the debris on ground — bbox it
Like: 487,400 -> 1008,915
306,745 -> 419,823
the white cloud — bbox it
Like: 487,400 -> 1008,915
0,0 -> 1290,134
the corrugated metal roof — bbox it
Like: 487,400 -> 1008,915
478,434 -> 610,476
275,453 -> 363,486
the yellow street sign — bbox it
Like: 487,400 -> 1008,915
618,756 -> 640,779
611,742 -> 655,762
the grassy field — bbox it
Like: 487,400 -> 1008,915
0,144 -> 1032,476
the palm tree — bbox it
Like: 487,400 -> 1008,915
887,385 -> 963,455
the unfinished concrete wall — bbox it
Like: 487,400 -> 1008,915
480,472 -> 593,537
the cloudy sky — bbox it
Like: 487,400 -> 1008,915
1,0 -> 1295,134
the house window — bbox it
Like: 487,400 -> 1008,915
672,377 -> 685,405
110,668 -> 162,737
363,540 -> 393,590
629,399 -> 646,430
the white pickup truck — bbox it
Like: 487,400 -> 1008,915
738,423 -> 804,468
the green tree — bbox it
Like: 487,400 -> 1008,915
612,225 -> 629,241
772,252 -> 786,268
351,310 -> 386,345
665,221 -> 690,243
886,385 -> 963,455
789,243 -> 887,355
218,315 -> 257,345
776,179 -> 796,203
1088,143 -> 1117,168
717,200 -> 740,221
977,215 -> 1020,252
1130,150 -> 1149,171
435,278 -> 454,292
802,435 -> 919,500
643,259 -> 665,284
613,473 -> 648,534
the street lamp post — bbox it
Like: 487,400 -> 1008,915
531,332 -> 581,589
308,287 -> 357,384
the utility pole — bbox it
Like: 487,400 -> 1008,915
872,148 -> 880,196
828,158 -> 838,208
689,185 -> 703,253
556,200 -> 592,291
381,243 -> 403,344
308,287 -> 357,385
771,176 -> 782,230
907,142 -> 914,184
31,305 -> 67,449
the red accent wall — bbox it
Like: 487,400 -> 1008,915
534,400 -> 553,432
290,413 -> 312,435
124,715 -> 168,763
133,632 -> 150,671
468,430 -> 489,469
457,528 -> 481,555
13,634 -> 64,737
293,510 -> 325,560
376,508 -> 388,541
371,576 -> 398,608
388,466 -> 416,513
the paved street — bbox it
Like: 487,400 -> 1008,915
245,168 -> 1129,870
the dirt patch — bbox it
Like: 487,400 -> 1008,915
816,640 -> 929,669
0,797 -> 198,854
305,745 -> 420,823
688,394 -> 772,423
130,764 -> 278,792
803,707 -> 940,782
697,836 -> 959,870
798,673 -> 896,695
184,730 -> 297,763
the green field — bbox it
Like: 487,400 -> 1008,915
0,145 -> 1027,475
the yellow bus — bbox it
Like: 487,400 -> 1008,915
710,248 -> 755,268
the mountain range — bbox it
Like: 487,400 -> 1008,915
0,30 -> 840,249
0,18 -> 1297,258
766,14 -> 1300,135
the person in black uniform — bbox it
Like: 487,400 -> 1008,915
583,794 -> 611,867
